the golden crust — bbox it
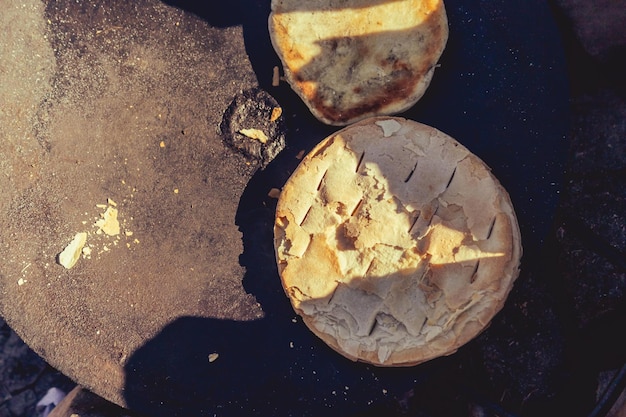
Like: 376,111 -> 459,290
274,117 -> 522,366
269,0 -> 448,126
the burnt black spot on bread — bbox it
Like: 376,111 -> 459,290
311,72 -> 420,125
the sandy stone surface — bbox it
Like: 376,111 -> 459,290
0,2 -> 71,416
1,0 -> 260,414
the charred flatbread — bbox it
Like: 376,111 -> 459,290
268,0 -> 448,125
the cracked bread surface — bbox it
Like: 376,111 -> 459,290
268,0 -> 448,126
274,117 -> 522,366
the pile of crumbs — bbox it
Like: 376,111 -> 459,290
57,198 -> 137,269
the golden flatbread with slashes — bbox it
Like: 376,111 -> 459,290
274,117 -> 522,366
268,0 -> 448,125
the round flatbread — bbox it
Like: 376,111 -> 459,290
268,0 -> 448,126
274,117 -> 522,366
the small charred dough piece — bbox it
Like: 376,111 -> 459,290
273,117 -> 522,366
220,88 -> 286,168
269,0 -> 448,125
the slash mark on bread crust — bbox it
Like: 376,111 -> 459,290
317,170 -> 327,191
368,317 -> 379,336
351,199 -> 364,217
470,260 -> 480,283
445,166 -> 457,189
356,152 -> 365,173
486,216 -> 496,239
409,210 -> 421,233
427,205 -> 439,227
365,258 -> 376,276
327,283 -> 339,305
416,257 -> 431,284
404,161 -> 418,183
300,206 -> 313,226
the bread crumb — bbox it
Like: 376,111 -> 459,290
239,128 -> 269,144
268,188 -> 281,199
159,140 -> 166,148
94,207 -> 120,236
270,106 -> 283,122
208,353 -> 219,362
272,66 -> 280,86
58,232 -> 88,269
